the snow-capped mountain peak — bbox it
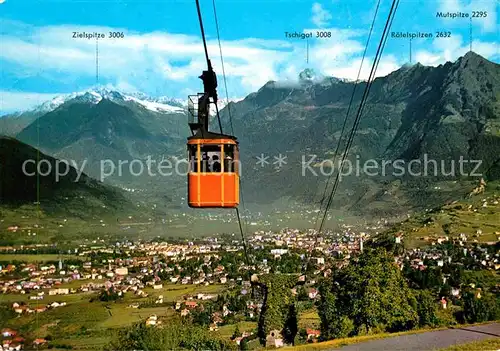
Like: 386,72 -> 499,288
122,95 -> 185,113
28,86 -> 186,115
17,85 -> 244,118
37,95 -> 71,113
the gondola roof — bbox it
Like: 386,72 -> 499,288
188,130 -> 238,141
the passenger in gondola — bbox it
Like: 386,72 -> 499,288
201,153 -> 209,172
224,154 -> 233,172
211,154 -> 221,172
191,155 -> 198,172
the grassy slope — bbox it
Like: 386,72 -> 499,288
0,283 -> 228,350
1,282 -> 320,350
0,254 -> 83,262
375,181 -> 500,248
0,136 -> 150,245
436,337 -> 500,351
283,322 -> 500,351
0,206 -> 155,244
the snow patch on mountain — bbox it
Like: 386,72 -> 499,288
10,85 -> 243,118
208,98 -> 245,116
122,95 -> 184,113
26,87 -> 186,115
37,95 -> 70,113
127,92 -> 187,109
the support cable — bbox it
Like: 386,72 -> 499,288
304,0 -> 400,273
210,0 -> 251,267
313,0 -> 382,231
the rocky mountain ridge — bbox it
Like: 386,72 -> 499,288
1,52 -> 498,218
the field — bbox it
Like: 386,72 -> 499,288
1,280 -> 326,350
0,204 -> 156,245
0,192 -> 371,246
0,254 -> 83,263
380,181 -> 500,248
0,282 -> 230,350
217,321 -> 258,338
142,282 -> 225,299
0,290 -> 89,304
298,309 -> 320,329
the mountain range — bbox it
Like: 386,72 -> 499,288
219,52 -> 500,215
9,89 -> 189,189
0,136 -> 130,217
0,51 -> 499,220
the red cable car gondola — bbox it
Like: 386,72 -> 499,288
186,0 -> 239,208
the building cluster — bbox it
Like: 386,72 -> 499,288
1,220 -> 498,349
1,328 -> 47,351
394,233 -> 500,272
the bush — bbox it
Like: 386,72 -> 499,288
415,290 -> 439,327
462,291 -> 499,323
98,287 -> 122,302
106,317 -> 236,351
436,306 -> 458,326
336,316 -> 355,338
357,323 -> 385,336
298,328 -> 308,342
0,304 -> 16,322
50,344 -> 73,350
239,337 -> 249,350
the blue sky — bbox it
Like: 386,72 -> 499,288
0,0 -> 498,113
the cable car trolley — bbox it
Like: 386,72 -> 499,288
186,0 -> 239,208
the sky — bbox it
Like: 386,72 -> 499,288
0,0 -> 498,113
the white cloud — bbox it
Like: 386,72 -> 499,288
433,34 -> 463,61
321,54 -> 401,81
0,91 -> 60,113
0,18 -> 498,113
414,52 -> 443,66
438,0 -> 498,33
311,3 -> 333,28
470,40 -> 500,58
415,34 -> 499,65
0,22 -> 296,98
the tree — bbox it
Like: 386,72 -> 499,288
0,303 -> 16,322
462,291 -> 499,323
319,248 -> 418,338
297,286 -> 308,302
228,295 -> 247,314
256,274 -> 299,345
439,283 -> 452,298
447,265 -> 464,287
202,265 -> 209,275
232,325 -> 241,340
317,285 -> 338,340
335,316 -> 355,338
317,284 -> 354,340
414,290 -> 439,327
283,303 -> 298,345
298,328 -> 308,343
239,337 -> 249,350
192,306 -> 211,326
404,265 -> 442,291
99,287 -> 122,302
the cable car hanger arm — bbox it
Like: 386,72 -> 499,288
195,0 -> 218,105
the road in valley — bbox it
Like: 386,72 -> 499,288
329,323 -> 500,350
